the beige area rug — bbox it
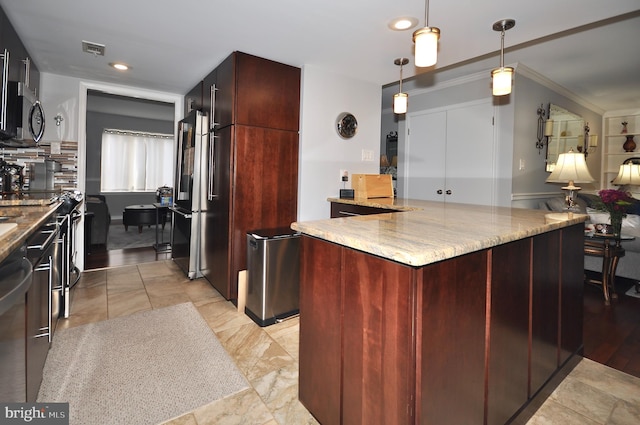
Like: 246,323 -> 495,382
38,302 -> 249,425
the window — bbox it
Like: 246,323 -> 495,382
100,129 -> 174,192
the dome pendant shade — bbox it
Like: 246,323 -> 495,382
413,27 -> 440,67
393,93 -> 408,114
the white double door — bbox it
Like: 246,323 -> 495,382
404,99 -> 496,205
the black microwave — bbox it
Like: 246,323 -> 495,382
0,80 -> 45,147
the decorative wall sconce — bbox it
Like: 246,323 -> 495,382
413,0 -> 440,67
491,19 -> 515,96
536,104 -> 553,153
393,58 -> 409,114
577,122 -> 598,157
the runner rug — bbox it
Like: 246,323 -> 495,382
38,302 -> 248,424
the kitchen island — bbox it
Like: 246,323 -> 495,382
292,198 -> 587,425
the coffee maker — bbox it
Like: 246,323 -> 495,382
0,160 -> 24,193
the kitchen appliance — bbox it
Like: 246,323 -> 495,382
29,159 -> 61,191
171,110 -> 208,278
0,53 -> 45,146
0,245 -> 31,402
53,191 -> 82,318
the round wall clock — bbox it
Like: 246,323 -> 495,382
336,112 -> 357,139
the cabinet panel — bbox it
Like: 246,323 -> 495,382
559,224 -> 584,364
531,231 -> 560,395
487,239 -> 530,425
299,236 -> 342,425
235,52 -> 300,131
342,248 -> 414,425
418,250 -> 487,425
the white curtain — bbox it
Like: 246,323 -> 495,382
100,130 -> 174,192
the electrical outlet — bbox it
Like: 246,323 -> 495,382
519,158 -> 525,170
361,149 -> 374,161
340,169 -> 349,182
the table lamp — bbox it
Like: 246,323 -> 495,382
546,148 -> 595,210
611,161 -> 640,186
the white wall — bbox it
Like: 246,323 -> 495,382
298,66 -> 381,221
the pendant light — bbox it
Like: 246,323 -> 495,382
412,0 -> 440,67
491,19 -> 515,96
393,58 -> 409,114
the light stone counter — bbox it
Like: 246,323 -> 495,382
291,198 -> 587,267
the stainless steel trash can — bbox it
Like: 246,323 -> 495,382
246,227 -> 300,326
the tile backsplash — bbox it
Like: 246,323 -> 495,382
1,141 -> 78,191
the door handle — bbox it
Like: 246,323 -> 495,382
437,189 -> 443,195
0,49 -> 8,132
210,85 -> 219,129
446,190 -> 452,195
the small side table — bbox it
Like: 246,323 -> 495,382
153,203 -> 171,252
584,233 -> 634,305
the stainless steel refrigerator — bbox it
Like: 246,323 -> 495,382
171,110 -> 208,278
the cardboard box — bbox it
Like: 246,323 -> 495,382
351,174 -> 393,199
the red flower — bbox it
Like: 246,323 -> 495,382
597,189 -> 633,214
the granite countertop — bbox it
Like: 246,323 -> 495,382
292,198 -> 587,267
0,202 -> 61,264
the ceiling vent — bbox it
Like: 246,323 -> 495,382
81,40 -> 106,56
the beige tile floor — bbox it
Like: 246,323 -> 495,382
60,260 -> 640,425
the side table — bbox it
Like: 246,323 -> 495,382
153,203 -> 171,252
584,233 -> 634,305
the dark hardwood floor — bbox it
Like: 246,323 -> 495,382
583,272 -> 640,379
84,244 -> 171,270
83,250 -> 640,379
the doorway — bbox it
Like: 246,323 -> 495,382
77,82 -> 182,270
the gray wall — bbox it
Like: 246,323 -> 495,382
86,110 -> 174,219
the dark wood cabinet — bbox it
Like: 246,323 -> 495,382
0,7 -> 39,91
201,52 -> 300,300
298,225 -> 584,425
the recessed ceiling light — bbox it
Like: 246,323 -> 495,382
109,62 -> 130,71
388,17 -> 419,31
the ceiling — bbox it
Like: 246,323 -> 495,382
1,0 -> 638,112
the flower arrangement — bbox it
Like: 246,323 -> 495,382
596,189 -> 634,236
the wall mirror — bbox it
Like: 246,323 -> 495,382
546,104 -> 584,172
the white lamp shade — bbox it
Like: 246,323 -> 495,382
612,163 -> 640,185
546,150 -> 595,184
491,67 -> 514,96
393,92 -> 408,114
413,27 -> 440,67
